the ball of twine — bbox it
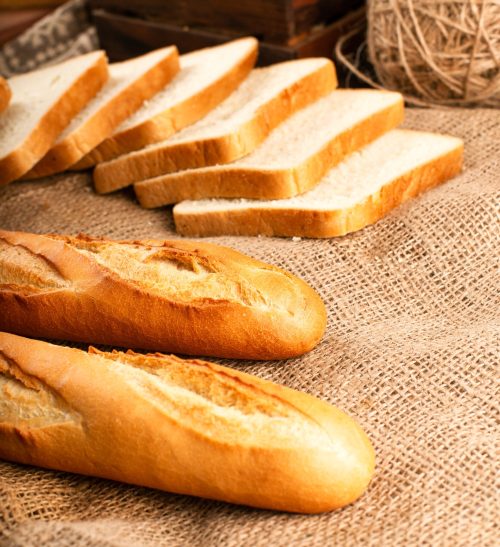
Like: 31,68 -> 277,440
366,0 -> 500,107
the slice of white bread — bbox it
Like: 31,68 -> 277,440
0,76 -> 11,113
74,38 -> 259,169
94,57 -> 338,194
24,46 -> 180,179
133,89 -> 404,207
174,129 -> 464,238
0,51 -> 108,186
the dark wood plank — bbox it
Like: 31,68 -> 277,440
90,0 -> 363,43
295,7 -> 365,58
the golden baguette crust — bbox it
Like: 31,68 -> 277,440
0,332 -> 375,513
24,47 -> 180,179
0,76 -> 11,113
74,38 -> 259,169
174,141 -> 464,238
94,58 -> 338,194
0,231 -> 326,359
134,93 -> 404,207
0,52 -> 109,187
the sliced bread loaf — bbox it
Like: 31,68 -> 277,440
133,89 -> 404,207
0,76 -> 10,113
24,46 -> 179,179
0,51 -> 108,186
173,130 -> 464,238
93,57 -> 337,193
74,38 -> 259,169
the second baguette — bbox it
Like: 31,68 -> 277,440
0,332 -> 375,513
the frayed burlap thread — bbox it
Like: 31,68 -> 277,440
367,0 -> 500,107
0,108 -> 498,546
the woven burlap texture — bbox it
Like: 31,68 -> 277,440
0,108 -> 498,547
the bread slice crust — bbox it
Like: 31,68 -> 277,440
0,231 -> 326,359
0,76 -> 11,113
0,332 -> 374,513
0,52 -> 109,186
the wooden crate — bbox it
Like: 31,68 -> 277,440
89,0 -> 363,44
92,7 -> 365,67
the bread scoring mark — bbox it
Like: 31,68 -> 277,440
144,248 -> 215,274
95,348 -> 329,448
65,238 -> 270,308
0,239 -> 70,289
0,351 -> 80,428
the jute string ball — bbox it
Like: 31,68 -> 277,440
366,0 -> 500,107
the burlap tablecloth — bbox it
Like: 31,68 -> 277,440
0,108 -> 498,546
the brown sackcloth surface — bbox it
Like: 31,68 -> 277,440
0,108 -> 498,546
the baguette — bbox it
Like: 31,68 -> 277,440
0,76 -> 10,113
0,231 -> 326,359
0,332 -> 375,513
0,51 -> 109,186
174,129 -> 464,238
